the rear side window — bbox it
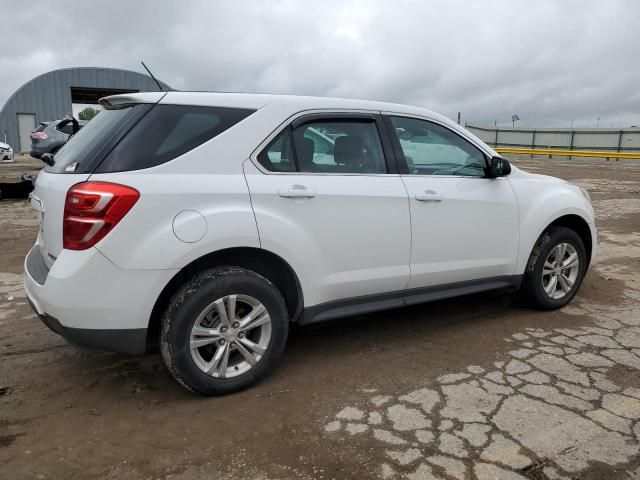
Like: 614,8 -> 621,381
257,130 -> 296,172
257,118 -> 387,174
96,105 -> 255,172
293,121 -> 385,174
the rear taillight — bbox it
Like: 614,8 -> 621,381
31,132 -> 48,140
63,182 -> 140,250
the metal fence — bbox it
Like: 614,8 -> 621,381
466,125 -> 640,153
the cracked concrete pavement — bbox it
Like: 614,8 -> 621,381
1,155 -> 639,479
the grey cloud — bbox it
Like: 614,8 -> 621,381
1,0 -> 638,127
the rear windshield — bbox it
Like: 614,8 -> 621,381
46,106 -> 136,173
47,104 -> 255,174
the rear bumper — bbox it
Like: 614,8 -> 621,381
28,297 -> 147,354
24,244 -> 178,355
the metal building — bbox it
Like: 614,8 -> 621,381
0,67 -> 170,152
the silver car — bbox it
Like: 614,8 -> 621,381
30,116 -> 85,159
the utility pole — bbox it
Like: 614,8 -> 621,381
457,112 -> 461,125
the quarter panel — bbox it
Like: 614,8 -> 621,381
91,172 -> 260,270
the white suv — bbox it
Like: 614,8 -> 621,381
24,92 -> 596,395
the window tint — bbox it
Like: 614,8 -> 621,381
293,121 -> 385,174
96,105 -> 255,173
257,130 -> 296,172
390,116 -> 486,176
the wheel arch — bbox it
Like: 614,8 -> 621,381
546,214 -> 593,265
146,247 -> 304,351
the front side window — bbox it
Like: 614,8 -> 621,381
389,116 -> 486,176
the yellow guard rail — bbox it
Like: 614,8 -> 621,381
494,147 -> 640,160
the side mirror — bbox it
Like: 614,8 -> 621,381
487,156 -> 511,178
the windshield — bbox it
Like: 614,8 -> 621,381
45,106 -> 134,173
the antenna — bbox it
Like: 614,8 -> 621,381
141,61 -> 164,91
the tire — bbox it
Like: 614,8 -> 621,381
521,226 -> 587,310
160,267 -> 289,395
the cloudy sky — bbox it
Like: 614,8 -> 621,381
1,0 -> 638,127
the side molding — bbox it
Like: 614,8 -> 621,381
301,275 -> 522,325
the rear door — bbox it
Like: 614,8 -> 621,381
244,112 -> 411,308
384,114 -> 519,289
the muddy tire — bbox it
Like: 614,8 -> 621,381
160,267 -> 289,396
521,226 -> 587,310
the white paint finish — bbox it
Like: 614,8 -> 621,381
24,246 -> 176,329
508,166 -> 597,272
402,176 -> 519,288
172,210 -> 207,243
244,160 -> 411,306
25,91 -> 597,335
91,172 -> 260,269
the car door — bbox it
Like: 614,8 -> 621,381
383,114 -> 519,290
244,112 -> 411,309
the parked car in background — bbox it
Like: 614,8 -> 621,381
30,115 -> 85,159
24,92 -> 596,396
0,141 -> 13,162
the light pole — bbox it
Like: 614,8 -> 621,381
512,114 -> 520,127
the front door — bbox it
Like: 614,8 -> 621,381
244,113 -> 411,308
384,114 -> 520,289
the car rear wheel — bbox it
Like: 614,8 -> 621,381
521,226 -> 587,310
160,267 -> 289,395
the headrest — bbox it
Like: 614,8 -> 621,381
334,136 -> 366,166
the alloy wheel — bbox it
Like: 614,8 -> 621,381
542,242 -> 580,299
189,294 -> 272,378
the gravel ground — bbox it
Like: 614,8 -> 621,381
0,154 -> 639,480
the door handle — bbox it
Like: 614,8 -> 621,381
278,185 -> 316,198
415,190 -> 443,202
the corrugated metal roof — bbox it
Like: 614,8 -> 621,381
0,67 -> 170,151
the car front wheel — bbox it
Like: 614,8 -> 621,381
160,267 -> 289,395
521,226 -> 587,310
